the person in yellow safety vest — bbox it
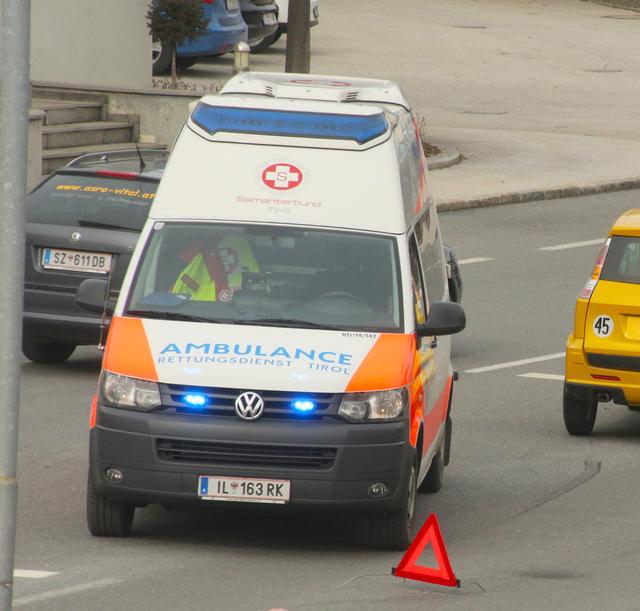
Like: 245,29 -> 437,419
171,250 -> 218,301
218,235 -> 259,290
171,235 -> 259,302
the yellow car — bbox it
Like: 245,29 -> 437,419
565,209 -> 640,435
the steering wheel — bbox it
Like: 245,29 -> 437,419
315,291 -> 369,307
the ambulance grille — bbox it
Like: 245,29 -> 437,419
161,385 -> 342,420
156,439 -> 337,469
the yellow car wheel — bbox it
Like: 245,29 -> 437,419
563,383 -> 597,436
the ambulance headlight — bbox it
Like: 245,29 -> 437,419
101,371 -> 161,411
338,388 -> 406,422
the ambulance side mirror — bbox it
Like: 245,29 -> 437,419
76,278 -> 111,314
417,301 -> 466,337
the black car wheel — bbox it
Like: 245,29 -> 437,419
152,40 -> 172,75
176,56 -> 201,70
443,243 -> 462,303
250,31 -> 280,52
87,473 -> 135,537
563,383 -> 597,436
22,339 -> 76,364
368,458 -> 417,550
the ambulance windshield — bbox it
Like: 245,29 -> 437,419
126,222 -> 403,333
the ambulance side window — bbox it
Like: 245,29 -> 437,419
409,235 -> 427,326
415,207 -> 446,301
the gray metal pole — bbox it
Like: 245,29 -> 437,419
0,0 -> 30,608
285,0 -> 310,74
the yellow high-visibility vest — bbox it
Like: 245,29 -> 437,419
172,254 -> 216,301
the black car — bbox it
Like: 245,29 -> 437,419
23,149 -> 167,363
240,0 -> 279,50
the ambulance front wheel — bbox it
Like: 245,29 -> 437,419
368,459 -> 417,550
419,445 -> 444,494
86,473 -> 135,537
563,383 -> 597,436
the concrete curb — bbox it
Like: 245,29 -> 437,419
425,141 -> 462,171
436,176 -> 640,212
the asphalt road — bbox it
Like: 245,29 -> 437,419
12,191 -> 640,610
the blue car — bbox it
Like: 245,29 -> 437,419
152,0 -> 248,75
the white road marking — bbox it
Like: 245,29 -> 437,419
457,257 -> 494,265
518,373 -> 565,381
14,569 -> 58,579
538,238 -> 605,251
465,352 -> 565,374
13,578 -> 121,607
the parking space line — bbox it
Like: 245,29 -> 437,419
518,373 -> 565,381
14,569 -> 58,579
465,352 -> 565,374
538,239 -> 605,251
457,257 -> 494,265
13,578 -> 122,607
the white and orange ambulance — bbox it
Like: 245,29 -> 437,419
77,72 -> 466,550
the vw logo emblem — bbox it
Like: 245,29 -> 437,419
70,231 -> 81,242
234,391 -> 264,421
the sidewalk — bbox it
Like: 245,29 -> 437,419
173,0 -> 640,209
428,127 -> 640,210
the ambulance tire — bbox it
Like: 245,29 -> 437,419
563,384 -> 597,436
418,444 -> 444,494
368,459 -> 417,550
87,473 -> 135,537
22,339 -> 76,364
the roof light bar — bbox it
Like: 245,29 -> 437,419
191,104 -> 389,144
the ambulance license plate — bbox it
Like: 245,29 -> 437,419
41,248 -> 112,274
198,475 -> 290,504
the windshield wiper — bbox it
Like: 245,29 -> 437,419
236,318 -> 344,330
126,310 -> 217,323
77,219 -> 138,232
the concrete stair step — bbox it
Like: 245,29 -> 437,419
32,98 -> 104,125
42,121 -> 133,150
42,142 -> 160,174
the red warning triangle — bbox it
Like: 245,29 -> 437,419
392,513 -> 459,587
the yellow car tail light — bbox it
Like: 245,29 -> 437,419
590,238 -> 611,280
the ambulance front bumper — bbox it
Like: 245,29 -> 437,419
90,403 -> 413,513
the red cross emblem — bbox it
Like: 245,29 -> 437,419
261,163 -> 303,191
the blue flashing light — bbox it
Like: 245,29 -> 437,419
292,399 -> 316,412
184,393 -> 207,407
191,104 -> 389,145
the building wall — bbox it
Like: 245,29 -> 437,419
30,0 -> 152,90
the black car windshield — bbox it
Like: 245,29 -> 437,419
126,222 -> 403,332
27,173 -> 157,231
